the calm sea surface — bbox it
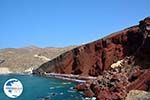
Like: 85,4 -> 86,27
0,74 -> 84,100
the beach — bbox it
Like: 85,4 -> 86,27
0,67 -> 11,74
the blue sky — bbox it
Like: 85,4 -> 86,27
0,0 -> 149,48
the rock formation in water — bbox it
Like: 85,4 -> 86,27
33,17 -> 150,100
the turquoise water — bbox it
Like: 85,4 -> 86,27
0,74 -> 84,100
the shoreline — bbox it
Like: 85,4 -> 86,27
43,72 -> 97,83
0,72 -> 32,76
0,67 -> 12,74
0,71 -> 95,83
0,71 -> 97,99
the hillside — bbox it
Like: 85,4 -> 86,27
33,17 -> 150,100
0,46 -> 76,73
33,24 -> 141,76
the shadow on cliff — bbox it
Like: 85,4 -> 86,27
33,17 -> 150,77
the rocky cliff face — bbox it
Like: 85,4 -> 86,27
34,17 -> 150,100
74,17 -> 150,100
33,17 -> 149,76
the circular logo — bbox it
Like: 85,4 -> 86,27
3,78 -> 23,98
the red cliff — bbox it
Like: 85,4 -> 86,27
33,17 -> 150,99
33,17 -> 149,76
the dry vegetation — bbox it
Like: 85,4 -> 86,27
0,46 -> 76,73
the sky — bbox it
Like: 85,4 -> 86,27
0,0 -> 149,48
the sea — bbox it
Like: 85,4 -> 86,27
0,74 -> 84,100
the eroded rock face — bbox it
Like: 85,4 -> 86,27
33,17 -> 150,76
75,68 -> 129,99
75,66 -> 150,100
33,17 -> 150,100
